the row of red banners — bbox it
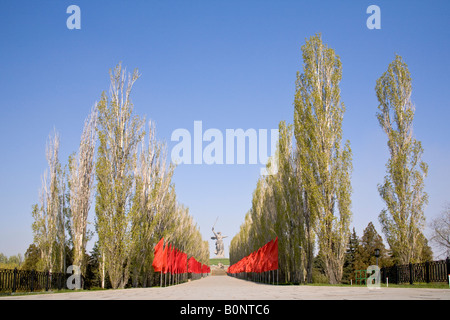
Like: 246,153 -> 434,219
227,237 -> 278,274
152,238 -> 210,274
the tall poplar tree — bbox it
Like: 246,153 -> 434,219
95,64 -> 145,289
376,55 -> 429,264
293,34 -> 353,284
68,107 -> 98,275
129,121 -> 176,287
32,130 -> 65,272
270,121 -> 305,283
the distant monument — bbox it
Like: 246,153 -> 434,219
211,226 -> 228,258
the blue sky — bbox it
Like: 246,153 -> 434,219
0,0 -> 449,259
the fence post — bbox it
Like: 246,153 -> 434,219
58,272 -> 62,290
394,264 -> 398,284
30,269 -> 34,292
12,268 -> 17,293
45,270 -> 50,291
446,257 -> 450,285
380,266 -> 385,284
409,263 -> 413,285
425,261 -> 430,283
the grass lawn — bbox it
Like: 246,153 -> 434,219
303,282 -> 450,289
209,258 -> 230,265
0,287 -> 107,297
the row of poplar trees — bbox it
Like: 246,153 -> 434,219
31,64 -> 209,289
230,34 -> 429,284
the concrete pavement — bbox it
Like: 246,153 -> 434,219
1,275 -> 449,300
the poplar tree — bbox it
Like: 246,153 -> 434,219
32,131 -> 65,272
129,121 -> 176,286
376,55 -> 429,264
293,34 -> 353,284
230,35 -> 352,284
68,107 -> 98,274
270,121 -> 305,283
229,121 -> 307,283
95,64 -> 145,289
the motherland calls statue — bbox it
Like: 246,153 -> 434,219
211,226 -> 227,258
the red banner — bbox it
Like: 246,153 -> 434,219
152,238 -> 209,275
228,237 -> 278,274
151,237 -> 165,272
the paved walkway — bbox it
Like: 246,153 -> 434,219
1,275 -> 449,300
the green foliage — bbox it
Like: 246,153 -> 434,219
230,34 -> 353,285
354,222 -> 389,270
26,63 -> 208,289
376,55 -> 430,264
31,131 -> 67,273
0,252 -> 23,269
342,228 -> 359,283
294,33 -> 353,284
312,253 -> 327,284
94,63 -> 209,289
21,244 -> 41,271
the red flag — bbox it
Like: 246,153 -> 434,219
171,248 -> 175,274
179,251 -> 185,274
237,259 -> 243,273
176,250 -> 184,274
162,244 -> 169,274
193,259 -> 198,274
245,253 -> 252,273
173,247 -> 179,274
197,260 -> 201,274
152,237 -> 164,272
188,257 -> 202,274
268,237 -> 278,271
261,241 -> 270,272
176,249 -> 182,274
188,256 -> 196,273
194,259 -> 199,274
253,248 -> 261,273
172,248 -> 178,274
167,245 -> 174,274
239,258 -> 245,273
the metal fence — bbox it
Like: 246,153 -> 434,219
0,268 -> 83,293
380,258 -> 450,284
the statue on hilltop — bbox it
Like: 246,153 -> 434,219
211,226 -> 227,258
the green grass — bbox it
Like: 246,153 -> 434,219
209,258 -> 230,265
0,288 -> 105,297
302,282 -> 450,289
0,285 -> 111,297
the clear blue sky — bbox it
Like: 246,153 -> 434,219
1,0 -> 449,259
